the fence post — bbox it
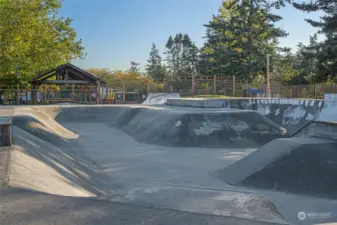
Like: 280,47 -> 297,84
314,83 -> 316,99
232,75 -> 236,97
122,81 -> 126,102
16,84 -> 20,105
192,75 -> 195,95
213,75 -> 217,95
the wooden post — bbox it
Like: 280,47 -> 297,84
147,82 -> 150,94
16,84 -> 20,105
213,75 -> 217,95
32,87 -> 37,105
96,81 -> 101,104
232,75 -> 236,97
266,54 -> 271,97
72,84 -> 75,102
123,81 -> 126,102
26,86 -> 28,105
84,89 -> 87,103
192,75 -> 195,95
65,69 -> 69,87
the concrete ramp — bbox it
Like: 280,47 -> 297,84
215,137 -> 337,197
142,93 -> 180,105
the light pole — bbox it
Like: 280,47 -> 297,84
266,54 -> 271,97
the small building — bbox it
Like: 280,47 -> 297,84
31,63 -> 109,104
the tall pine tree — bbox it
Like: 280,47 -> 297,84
146,43 -> 166,82
293,0 -> 337,81
200,0 -> 288,79
165,33 -> 199,79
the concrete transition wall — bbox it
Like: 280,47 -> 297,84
142,93 -> 180,105
51,106 -> 285,148
167,98 -> 324,136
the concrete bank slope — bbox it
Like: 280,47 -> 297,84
167,98 -> 324,136
40,105 -> 285,148
0,187 -> 287,225
215,137 -> 337,197
8,125 -> 120,197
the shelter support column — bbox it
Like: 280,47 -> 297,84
72,84 -> 75,102
123,82 -> 126,102
96,81 -> 101,104
16,84 -> 20,105
32,87 -> 37,105
213,75 -> 217,95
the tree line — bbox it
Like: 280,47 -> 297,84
0,0 -> 335,87
145,0 -> 337,85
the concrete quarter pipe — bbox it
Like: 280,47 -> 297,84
142,93 -> 180,105
215,94 -> 337,199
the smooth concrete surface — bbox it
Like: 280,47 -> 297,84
0,187 -> 285,225
0,104 -> 337,225
217,137 -> 337,197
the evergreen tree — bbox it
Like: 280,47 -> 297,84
165,33 -> 199,79
129,61 -> 140,73
293,0 -> 337,81
145,43 -> 166,82
200,0 -> 288,79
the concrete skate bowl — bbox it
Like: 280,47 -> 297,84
167,98 -> 324,136
0,105 -> 291,224
215,134 -> 337,198
142,93 -> 180,105
43,105 -> 285,148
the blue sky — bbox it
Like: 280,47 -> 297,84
60,0 -> 322,71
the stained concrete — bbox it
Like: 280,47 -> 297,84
167,98 -> 324,136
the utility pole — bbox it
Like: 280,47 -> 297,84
266,54 -> 271,97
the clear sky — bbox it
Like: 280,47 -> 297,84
59,0 -> 322,71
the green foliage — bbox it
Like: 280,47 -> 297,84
200,0 -> 288,79
293,0 -> 337,81
165,33 -> 199,79
0,0 -> 85,85
129,61 -> 140,73
145,43 -> 167,82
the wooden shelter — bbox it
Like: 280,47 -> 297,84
31,63 -> 106,104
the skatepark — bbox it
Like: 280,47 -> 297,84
1,93 -> 337,224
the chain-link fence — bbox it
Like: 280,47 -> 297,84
167,79 -> 337,99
